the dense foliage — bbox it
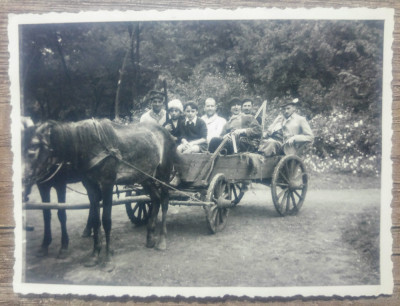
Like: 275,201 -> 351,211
20,20 -> 384,175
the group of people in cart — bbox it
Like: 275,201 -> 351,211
139,90 -> 314,159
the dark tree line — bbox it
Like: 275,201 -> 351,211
20,20 -> 384,170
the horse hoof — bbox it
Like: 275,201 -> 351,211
83,251 -> 99,267
146,239 -> 156,248
101,259 -> 115,272
83,256 -> 98,267
36,247 -> 48,257
57,248 -> 68,259
156,239 -> 167,251
81,228 -> 92,238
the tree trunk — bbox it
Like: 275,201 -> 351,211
53,30 -> 75,120
131,23 -> 141,110
114,25 -> 134,121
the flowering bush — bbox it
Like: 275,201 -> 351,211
305,109 -> 381,176
303,153 -> 379,176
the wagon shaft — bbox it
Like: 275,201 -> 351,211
23,195 -> 214,210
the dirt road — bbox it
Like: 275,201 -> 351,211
22,177 -> 380,288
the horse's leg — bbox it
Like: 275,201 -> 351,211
81,211 -> 93,237
37,184 -> 51,257
55,182 -> 69,259
156,186 -> 169,251
144,182 -> 160,249
82,180 -> 102,267
101,184 -> 115,272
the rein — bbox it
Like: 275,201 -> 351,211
37,162 -> 64,184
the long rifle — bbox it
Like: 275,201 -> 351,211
163,79 -> 170,124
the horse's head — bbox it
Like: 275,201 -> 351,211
22,122 -> 55,201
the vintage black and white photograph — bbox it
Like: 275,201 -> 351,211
10,8 -> 393,297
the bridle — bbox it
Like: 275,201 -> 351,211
24,125 -> 63,185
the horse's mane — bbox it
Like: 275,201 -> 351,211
50,119 -> 118,165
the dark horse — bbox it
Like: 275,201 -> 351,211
23,119 -> 175,270
22,119 -> 84,258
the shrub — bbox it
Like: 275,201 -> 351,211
306,109 -> 381,175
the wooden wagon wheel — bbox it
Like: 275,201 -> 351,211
229,182 -> 244,207
124,189 -> 152,226
271,155 -> 308,216
204,173 -> 230,233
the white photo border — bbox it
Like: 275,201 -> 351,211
9,7 -> 394,297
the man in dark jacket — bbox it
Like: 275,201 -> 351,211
176,101 -> 208,153
163,99 -> 184,141
209,98 -> 262,154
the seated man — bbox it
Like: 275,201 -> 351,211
201,97 -> 226,143
163,99 -> 184,141
140,90 -> 167,125
258,98 -> 314,156
242,98 -> 262,124
209,98 -> 262,154
241,98 -> 254,115
176,102 -> 208,154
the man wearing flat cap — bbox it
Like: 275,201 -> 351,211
258,98 -> 314,157
140,90 -> 167,125
209,97 -> 262,154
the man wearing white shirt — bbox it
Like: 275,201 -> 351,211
201,98 -> 226,143
140,90 -> 167,125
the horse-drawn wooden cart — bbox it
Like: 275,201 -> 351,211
23,121 -> 309,235
23,119 -> 309,262
125,150 -> 309,233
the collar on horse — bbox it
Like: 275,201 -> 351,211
88,118 -> 122,170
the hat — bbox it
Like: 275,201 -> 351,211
149,90 -> 164,101
281,98 -> 299,107
168,99 -> 183,112
229,97 -> 242,107
242,98 -> 253,104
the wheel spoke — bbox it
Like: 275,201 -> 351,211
292,170 -> 306,181
292,189 -> 300,199
222,184 -> 229,199
280,191 -> 288,212
232,185 -> 238,199
290,160 -> 296,177
215,209 -> 220,227
215,181 -> 221,198
293,190 -> 305,203
142,204 -> 148,219
279,170 -> 290,184
285,162 -> 290,178
138,206 -> 142,219
219,209 -> 224,224
277,188 -> 286,200
132,203 -> 139,214
276,182 -> 289,187
285,191 -> 291,212
290,192 -> 298,211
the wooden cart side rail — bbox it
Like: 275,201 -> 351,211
23,195 -> 215,210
